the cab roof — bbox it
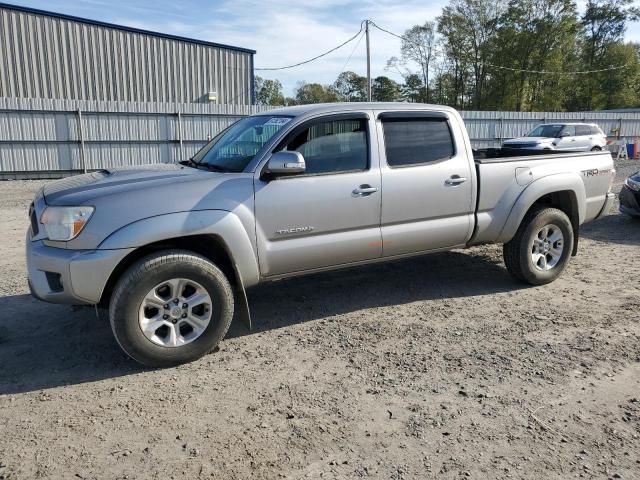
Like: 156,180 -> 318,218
259,102 -> 457,118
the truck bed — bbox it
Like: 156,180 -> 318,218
473,147 -> 587,162
469,149 -> 614,246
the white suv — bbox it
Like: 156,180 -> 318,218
503,123 -> 607,152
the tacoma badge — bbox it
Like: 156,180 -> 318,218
276,226 -> 315,235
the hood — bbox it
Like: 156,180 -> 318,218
504,137 -> 554,144
44,163 -> 255,250
43,164 -> 202,205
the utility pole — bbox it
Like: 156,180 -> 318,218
365,19 -> 371,102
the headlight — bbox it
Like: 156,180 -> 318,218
40,206 -> 94,241
625,176 -> 640,192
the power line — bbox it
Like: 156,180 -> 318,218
337,29 -> 365,79
255,22 -> 365,71
369,20 -> 630,75
476,63 -> 629,75
369,21 -> 405,43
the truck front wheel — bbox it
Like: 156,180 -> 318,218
503,207 -> 574,285
109,250 -> 234,367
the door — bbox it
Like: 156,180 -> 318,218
575,124 -> 593,150
254,114 -> 382,277
555,125 -> 578,150
377,112 -> 474,257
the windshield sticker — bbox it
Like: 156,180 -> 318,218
264,117 -> 292,127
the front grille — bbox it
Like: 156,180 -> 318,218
504,143 -> 536,149
29,203 -> 39,236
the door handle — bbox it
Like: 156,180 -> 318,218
445,176 -> 467,186
352,185 -> 378,196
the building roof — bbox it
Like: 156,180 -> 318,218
0,2 -> 256,54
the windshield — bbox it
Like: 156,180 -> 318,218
527,125 -> 563,138
192,115 -> 293,172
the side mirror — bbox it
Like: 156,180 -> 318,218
264,151 -> 306,176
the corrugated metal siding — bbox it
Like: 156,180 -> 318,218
460,110 -> 640,148
2,98 -> 640,178
0,97 -> 271,175
0,6 -> 253,104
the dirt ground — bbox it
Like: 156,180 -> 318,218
0,160 -> 639,480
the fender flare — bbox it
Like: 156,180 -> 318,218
98,210 -> 259,329
496,172 -> 586,244
98,209 -> 261,289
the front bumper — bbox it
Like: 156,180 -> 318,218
26,233 -> 134,305
619,185 -> 640,217
502,144 -> 552,151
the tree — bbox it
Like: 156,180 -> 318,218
327,0 -> 640,111
437,0 -> 504,109
332,71 -> 367,101
599,42 -> 640,109
254,76 -> 285,106
579,0 -> 640,109
582,0 -> 639,62
398,22 -> 438,102
437,10 -> 473,109
490,0 -> 579,111
372,76 -> 402,101
294,82 -> 339,104
401,74 -> 427,102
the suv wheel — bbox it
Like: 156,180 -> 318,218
109,250 -> 234,367
503,207 -> 574,285
590,146 -> 602,151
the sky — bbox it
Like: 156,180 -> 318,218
9,0 -> 640,96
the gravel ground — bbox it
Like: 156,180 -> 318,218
0,160 -> 639,480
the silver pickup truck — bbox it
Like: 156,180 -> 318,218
26,103 -> 616,367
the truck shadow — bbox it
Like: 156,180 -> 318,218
0,249 -> 522,395
228,249 -> 523,338
0,294 -> 142,395
579,212 -> 640,246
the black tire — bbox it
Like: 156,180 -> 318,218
109,250 -> 234,367
503,207 -> 574,286
590,146 -> 602,151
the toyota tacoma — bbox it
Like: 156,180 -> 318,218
26,103 -> 616,367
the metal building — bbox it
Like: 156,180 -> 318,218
0,2 -> 256,104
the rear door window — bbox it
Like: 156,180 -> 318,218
576,125 -> 591,136
382,117 -> 455,167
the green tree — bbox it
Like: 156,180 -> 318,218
401,74 -> 427,102
332,71 -> 367,101
579,0 -> 640,109
372,76 -> 402,101
491,0 -> 579,111
437,10 -> 472,108
383,0 -> 640,111
437,0 -> 504,109
294,82 -> 339,104
397,22 -> 438,102
254,76 -> 285,106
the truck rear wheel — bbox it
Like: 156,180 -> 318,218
109,250 -> 234,367
503,207 -> 574,285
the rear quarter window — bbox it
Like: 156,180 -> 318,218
382,118 -> 455,167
